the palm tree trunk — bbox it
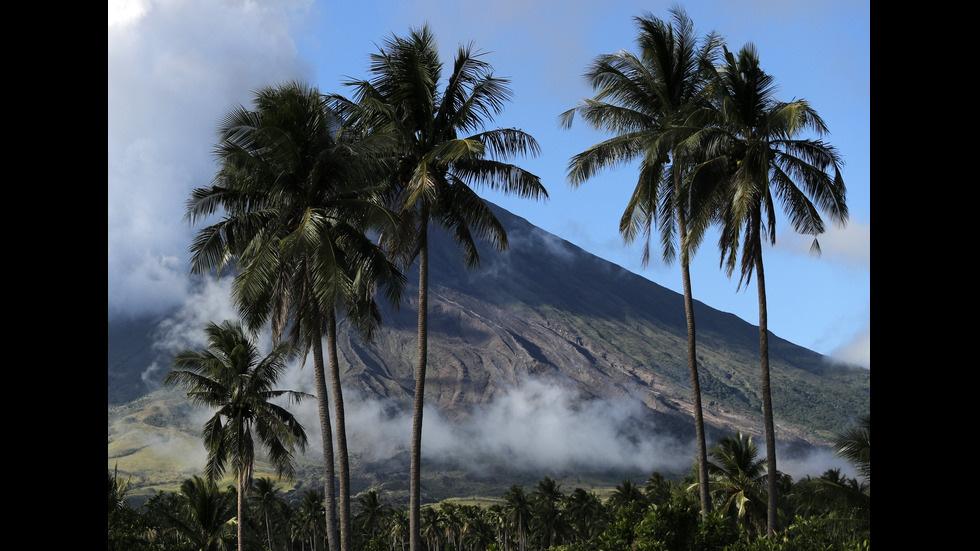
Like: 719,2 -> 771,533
264,510 -> 272,551
410,219 -> 429,551
238,469 -> 245,551
326,309 -> 352,551
676,182 -> 711,520
754,250 -> 777,537
312,327 -> 340,551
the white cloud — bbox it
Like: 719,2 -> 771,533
108,0 -> 314,320
777,444 -> 858,482
150,277 -> 239,354
830,329 -> 870,370
781,220 -> 870,268
324,377 -> 692,474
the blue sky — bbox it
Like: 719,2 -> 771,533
108,0 -> 869,369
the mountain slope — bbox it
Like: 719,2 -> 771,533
108,202 -> 869,501
330,204 -> 867,439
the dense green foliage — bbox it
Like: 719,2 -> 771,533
109,425 -> 870,550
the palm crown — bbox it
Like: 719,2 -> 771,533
338,25 -> 546,267
186,82 -> 403,345
690,44 -> 848,287
561,8 -> 721,265
166,320 -> 309,484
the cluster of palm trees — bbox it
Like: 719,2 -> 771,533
109,418 -> 870,550
176,23 -> 544,551
560,8 -> 847,537
162,6 -> 849,550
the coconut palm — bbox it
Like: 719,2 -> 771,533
608,478 -> 648,515
689,44 -> 848,536
295,489 -> 328,551
644,472 -> 678,507
702,432 -> 767,536
388,507 -> 410,551
791,468 -> 869,535
530,476 -> 565,549
457,505 -> 494,551
336,26 -> 546,551
503,485 -> 532,551
354,489 -> 390,545
835,414 -> 870,486
162,476 -> 238,551
420,507 -> 445,551
250,477 -> 289,550
187,81 -> 405,551
560,9 -> 721,519
563,488 -> 607,543
164,320 -> 310,551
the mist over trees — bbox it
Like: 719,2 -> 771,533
109,418 -> 870,550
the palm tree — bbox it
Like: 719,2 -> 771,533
563,488 -> 606,543
296,489 -> 328,551
187,81 -> 405,551
250,477 -> 288,550
162,476 -> 238,551
337,26 -> 546,551
502,485 -> 532,551
354,490 -> 390,545
560,8 -> 721,519
644,471 -> 678,507
835,414 -> 870,487
388,507 -> 410,551
420,507 -> 445,551
608,478 -> 648,515
790,468 -> 869,537
530,476 -> 564,549
701,432 -> 767,537
689,44 -> 848,536
165,320 -> 310,551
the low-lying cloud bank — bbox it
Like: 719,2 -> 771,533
336,380 -> 694,475
134,280 -> 859,484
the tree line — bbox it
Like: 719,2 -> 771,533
108,417 -> 871,550
122,6 -> 857,551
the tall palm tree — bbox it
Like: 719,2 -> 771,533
187,82 -> 405,551
689,44 -> 848,536
560,9 -> 721,519
337,26 -> 546,551
164,320 -> 310,551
